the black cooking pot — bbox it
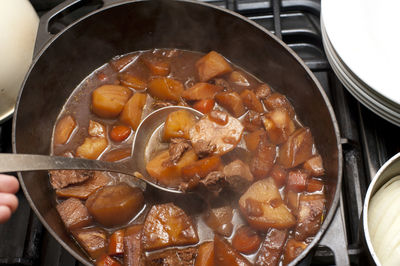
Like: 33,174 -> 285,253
12,0 -> 342,265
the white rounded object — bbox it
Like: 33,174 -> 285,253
0,0 -> 39,121
368,175 -> 400,265
322,0 -> 400,105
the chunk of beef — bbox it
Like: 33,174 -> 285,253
223,159 -> 254,193
124,224 -> 145,266
242,110 -> 264,132
211,78 -> 230,90
294,194 -> 325,241
152,100 -> 173,109
71,227 -> 107,260
250,140 -> 276,180
278,128 -> 314,168
263,92 -> 295,118
282,239 -> 308,265
168,138 -> 192,165
190,113 -> 243,156
255,228 -> 288,266
56,198 -> 92,230
199,171 -> 225,193
146,247 -> 198,266
56,171 -> 110,199
49,170 -> 93,190
192,140 -> 216,158
303,155 -> 324,176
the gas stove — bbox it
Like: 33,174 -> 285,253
1,0 -> 400,265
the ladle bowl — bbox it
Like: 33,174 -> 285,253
1,106 -> 203,194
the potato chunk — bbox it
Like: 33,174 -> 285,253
196,51 -> 232,82
278,127 -> 314,168
120,93 -> 147,130
239,178 -> 296,231
76,137 -> 108,160
146,149 -> 198,187
215,92 -> 246,117
92,85 -> 132,118
263,108 -> 295,145
182,82 -> 223,100
214,235 -> 251,266
142,203 -> 199,250
189,112 -> 244,156
163,110 -> 196,141
86,183 -> 144,227
54,115 -> 76,145
72,227 -> 108,260
148,77 -> 184,101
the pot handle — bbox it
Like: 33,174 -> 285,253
34,0 -> 82,57
34,0 -> 121,58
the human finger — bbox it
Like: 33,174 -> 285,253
0,192 -> 18,213
0,174 -> 19,194
0,205 -> 12,224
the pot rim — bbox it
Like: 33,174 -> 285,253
12,0 -> 343,265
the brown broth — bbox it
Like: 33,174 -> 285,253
50,49 -> 325,265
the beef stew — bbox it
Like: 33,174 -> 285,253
50,49 -> 327,265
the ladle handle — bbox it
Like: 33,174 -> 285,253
0,154 -> 134,175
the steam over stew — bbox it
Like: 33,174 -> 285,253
51,49 -> 327,265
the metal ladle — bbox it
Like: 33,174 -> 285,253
0,106 -> 203,194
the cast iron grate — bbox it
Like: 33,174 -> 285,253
2,0 -> 400,265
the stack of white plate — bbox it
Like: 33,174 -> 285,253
321,0 -> 400,126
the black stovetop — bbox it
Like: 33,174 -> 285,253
2,1 -> 400,265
